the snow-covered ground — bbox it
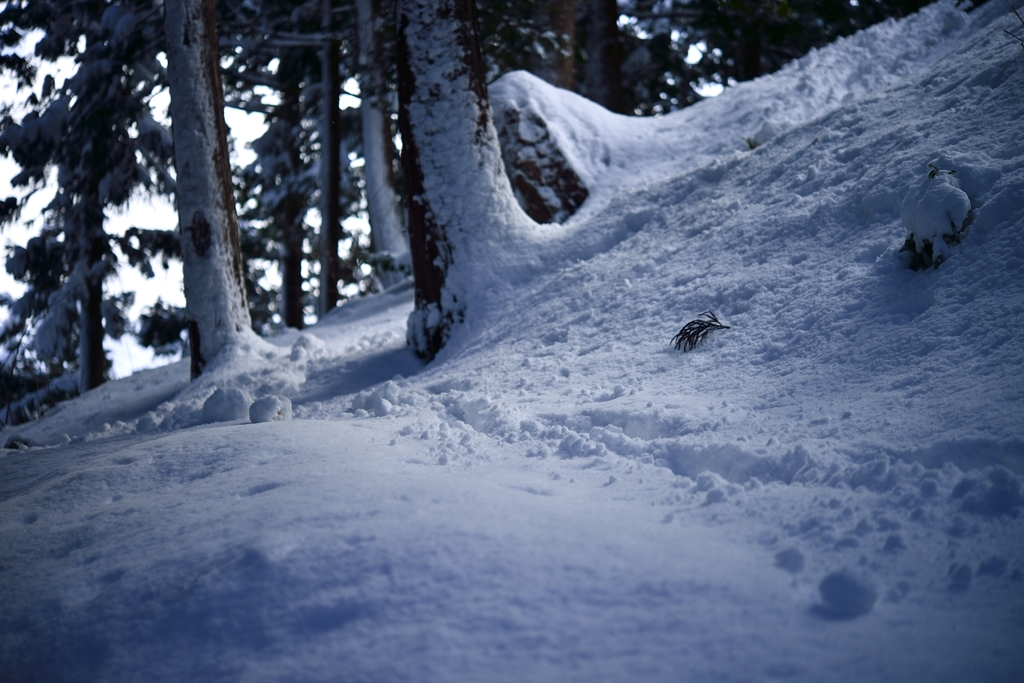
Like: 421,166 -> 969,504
3,2 -> 1024,680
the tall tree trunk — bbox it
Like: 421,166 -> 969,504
530,0 -> 577,89
163,0 -> 251,379
278,75 -> 307,330
356,0 -> 408,289
279,200 -> 305,330
583,0 -> 624,112
397,0 -> 523,360
735,26 -> 764,82
319,0 -> 342,315
78,279 -> 106,390
76,198 -> 108,391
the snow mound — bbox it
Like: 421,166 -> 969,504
249,395 -> 293,423
201,387 -> 253,423
817,569 -> 879,618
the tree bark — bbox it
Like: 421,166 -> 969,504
319,0 -> 342,315
276,72 -> 307,330
584,0 -> 624,112
357,0 -> 408,289
530,0 -> 577,90
163,0 -> 251,379
279,200 -> 306,329
77,264 -> 106,390
397,0 -> 522,360
735,26 -> 764,82
75,196 -> 108,391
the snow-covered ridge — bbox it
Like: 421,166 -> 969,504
490,0 -> 981,224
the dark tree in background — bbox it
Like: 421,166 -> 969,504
684,0 -> 934,86
220,0 -> 386,331
357,0 -> 409,288
318,0 -> 343,316
220,0 -> 324,331
582,0 -> 626,111
0,0 -> 174,418
529,0 -> 578,89
474,0 -> 934,115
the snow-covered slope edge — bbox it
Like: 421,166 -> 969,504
490,0 -> 998,226
419,1 -> 1024,482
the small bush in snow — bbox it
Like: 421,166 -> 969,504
672,311 -> 730,352
899,162 -> 971,270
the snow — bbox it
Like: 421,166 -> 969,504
2,1 -> 1024,680
249,395 -> 293,423
201,387 -> 254,424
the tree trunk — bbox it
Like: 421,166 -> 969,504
583,0 -> 624,112
735,27 -> 764,82
279,200 -> 305,330
397,0 -> 524,361
530,0 -> 577,89
319,0 -> 342,315
277,75 -> 307,330
356,0 -> 408,289
163,0 -> 251,379
77,264 -> 106,391
76,197 -> 108,391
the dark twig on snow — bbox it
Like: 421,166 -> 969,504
672,311 -> 731,352
1006,7 -> 1024,50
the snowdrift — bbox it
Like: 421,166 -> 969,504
2,2 -> 1023,682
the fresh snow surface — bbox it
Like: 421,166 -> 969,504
3,2 -> 1024,681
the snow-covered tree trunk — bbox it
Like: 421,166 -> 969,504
397,0 -> 527,360
357,0 -> 408,288
163,0 -> 251,379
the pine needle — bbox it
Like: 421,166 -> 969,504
672,311 -> 731,352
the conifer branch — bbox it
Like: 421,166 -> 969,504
672,311 -> 730,352
1006,7 -> 1024,50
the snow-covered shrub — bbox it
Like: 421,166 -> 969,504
899,162 -> 971,270
201,388 -> 254,423
249,395 -> 293,423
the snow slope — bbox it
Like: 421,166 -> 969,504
3,2 -> 1024,681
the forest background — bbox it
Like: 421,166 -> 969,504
0,0 -> 935,427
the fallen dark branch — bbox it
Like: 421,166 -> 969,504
1006,7 -> 1024,50
672,311 -> 730,352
